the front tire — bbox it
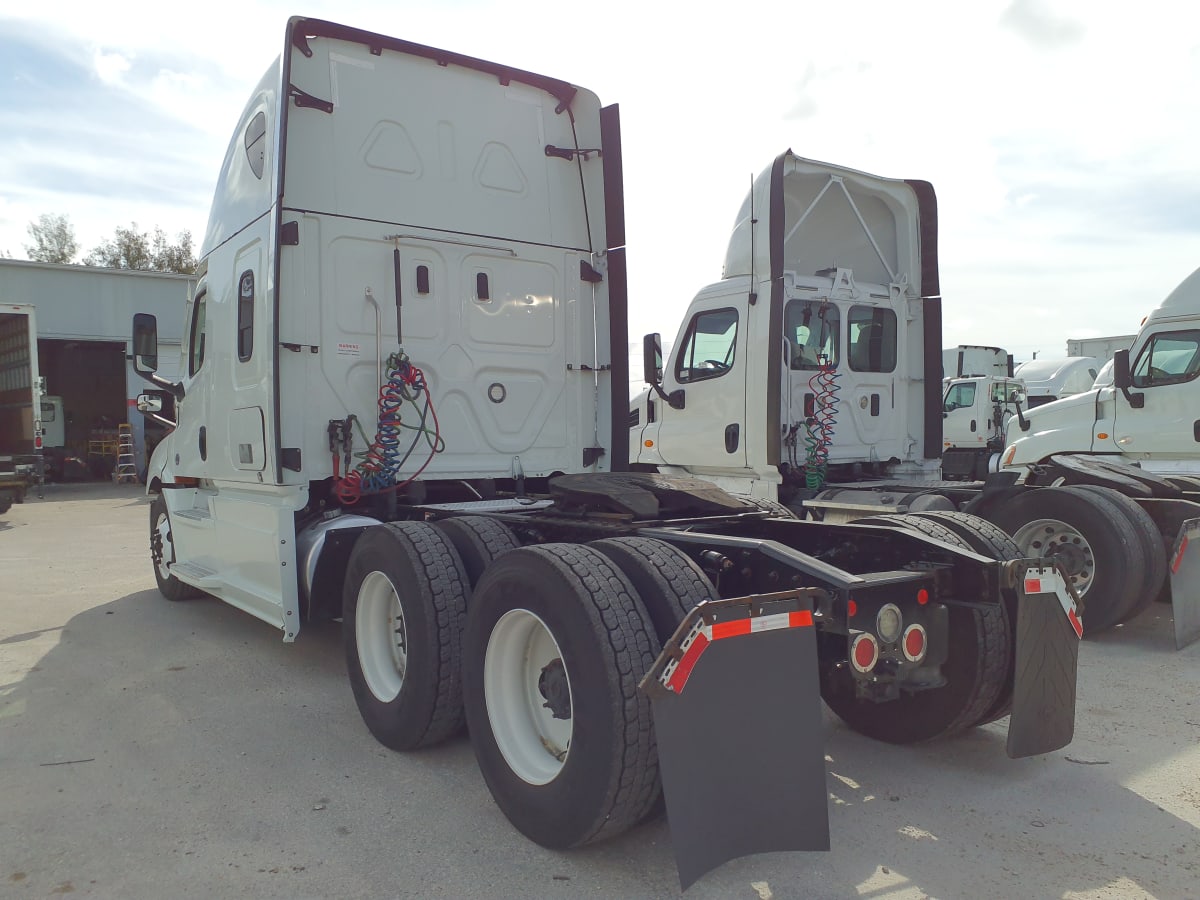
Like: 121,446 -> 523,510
343,522 -> 468,751
149,494 -> 197,601
463,544 -> 660,848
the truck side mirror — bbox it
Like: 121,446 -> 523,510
1112,349 -> 1131,389
1111,349 -> 1145,409
133,313 -> 159,373
136,389 -> 177,429
642,332 -> 663,386
131,313 -> 185,401
641,332 -> 685,410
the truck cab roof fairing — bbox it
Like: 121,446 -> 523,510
278,17 -> 605,253
287,18 -> 580,112
722,151 -> 934,299
200,60 -> 282,259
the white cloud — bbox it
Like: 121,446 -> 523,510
1,0 -> 1199,364
91,48 -> 132,85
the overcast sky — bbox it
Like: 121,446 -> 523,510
2,0 -> 1198,364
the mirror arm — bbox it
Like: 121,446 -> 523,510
650,382 -> 685,410
134,366 -> 185,401
1015,399 -> 1030,432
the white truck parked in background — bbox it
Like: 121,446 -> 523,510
1013,355 -> 1100,408
130,18 -> 1083,888
1067,334 -> 1135,361
630,155 -> 1200,643
942,344 -> 1011,380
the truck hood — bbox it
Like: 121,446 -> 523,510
722,151 -> 935,298
1003,389 -> 1101,467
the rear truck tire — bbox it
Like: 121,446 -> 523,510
463,544 -> 661,848
906,510 -> 1023,726
1165,475 -> 1200,493
823,513 -> 1012,743
588,537 -> 719,644
0,490 -> 13,516
433,516 -> 519,589
984,486 -> 1147,634
740,496 -> 799,518
150,494 -> 199,601
1065,485 -> 1166,621
343,522 -> 468,751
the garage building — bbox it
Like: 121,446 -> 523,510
0,259 -> 192,480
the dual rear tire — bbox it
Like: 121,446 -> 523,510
343,523 -> 709,848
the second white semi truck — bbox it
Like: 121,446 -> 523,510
630,154 -> 1200,642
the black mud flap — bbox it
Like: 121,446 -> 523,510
1006,563 -> 1081,758
640,590 -> 829,890
1169,518 -> 1200,650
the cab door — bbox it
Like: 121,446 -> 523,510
654,298 -> 748,471
1115,328 -> 1200,467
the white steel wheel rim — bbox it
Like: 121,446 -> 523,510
153,512 -> 173,580
484,609 -> 572,786
1011,517 -> 1096,596
356,571 -> 409,703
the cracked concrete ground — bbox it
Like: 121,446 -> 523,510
2,483 -> 1198,899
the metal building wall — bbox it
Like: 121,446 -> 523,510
0,260 -> 195,475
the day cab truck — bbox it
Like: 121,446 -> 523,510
0,303 -> 45,513
629,155 -> 1200,644
130,18 -> 1083,888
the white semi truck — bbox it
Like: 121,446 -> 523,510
630,154 -> 1200,643
1012,355 -> 1101,408
130,18 -> 1084,888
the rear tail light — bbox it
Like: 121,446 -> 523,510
901,624 -> 927,663
850,633 -> 879,673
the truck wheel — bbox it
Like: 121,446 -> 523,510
149,494 -> 198,601
907,510 -> 1023,726
740,496 -> 799,518
985,486 -> 1146,633
0,490 -> 13,516
343,522 -> 467,750
434,516 -> 519,589
1166,475 -> 1200,493
1063,485 -> 1165,621
906,510 -> 1023,560
822,513 -> 1012,743
463,544 -> 660,848
588,537 -> 719,644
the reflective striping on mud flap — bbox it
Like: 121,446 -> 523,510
1023,567 -> 1084,639
661,610 -> 815,694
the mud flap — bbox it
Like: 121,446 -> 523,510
1006,563 -> 1081,758
640,590 -> 829,890
1169,518 -> 1200,650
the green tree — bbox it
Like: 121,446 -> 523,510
25,213 -> 80,264
86,223 -> 196,274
